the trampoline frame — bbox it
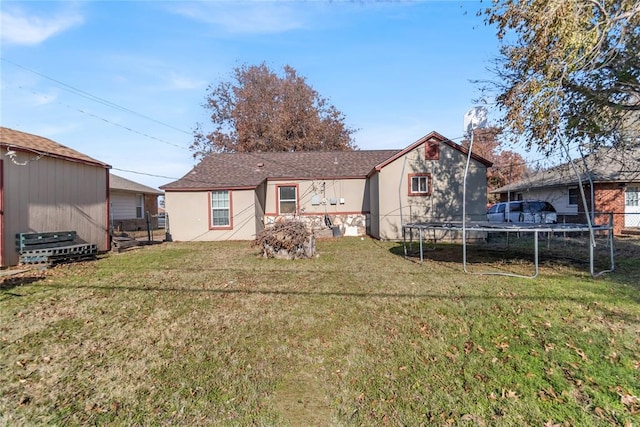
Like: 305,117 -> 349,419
402,220 -> 615,279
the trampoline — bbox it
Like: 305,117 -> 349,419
402,220 -> 615,279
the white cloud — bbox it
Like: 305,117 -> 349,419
0,7 -> 84,46
166,72 -> 207,91
167,2 -> 305,34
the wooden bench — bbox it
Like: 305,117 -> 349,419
16,231 -> 97,265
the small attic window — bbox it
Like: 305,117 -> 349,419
425,140 -> 439,160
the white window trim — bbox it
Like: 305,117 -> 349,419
408,173 -> 431,196
278,185 -> 298,214
135,194 -> 144,219
210,190 -> 231,228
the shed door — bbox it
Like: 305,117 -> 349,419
625,186 -> 640,228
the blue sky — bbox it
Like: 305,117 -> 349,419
1,0 -> 501,189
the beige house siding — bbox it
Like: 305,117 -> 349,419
263,178 -> 370,236
254,181 -> 267,237
376,142 -> 488,240
264,178 -> 368,216
368,173 -> 381,238
3,155 -> 108,266
159,132 -> 492,243
165,189 -> 258,241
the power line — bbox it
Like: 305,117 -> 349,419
4,56 -> 589,187
11,84 -> 191,151
1,57 -> 192,136
111,167 -> 180,181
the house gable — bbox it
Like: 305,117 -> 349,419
371,131 -> 492,174
1,127 -> 110,169
369,132 -> 492,239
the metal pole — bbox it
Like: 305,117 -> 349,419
462,128 -> 473,273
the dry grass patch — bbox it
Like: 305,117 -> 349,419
1,237 -> 639,426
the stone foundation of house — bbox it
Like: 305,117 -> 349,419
264,214 -> 369,237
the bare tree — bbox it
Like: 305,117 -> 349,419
464,127 -> 527,201
191,63 -> 357,158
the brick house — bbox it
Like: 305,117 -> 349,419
110,174 -> 163,231
492,146 -> 640,235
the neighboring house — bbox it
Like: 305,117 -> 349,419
1,127 -> 111,267
492,146 -> 640,235
161,131 -> 492,241
110,174 -> 163,231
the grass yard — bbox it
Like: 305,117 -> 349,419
1,236 -> 639,426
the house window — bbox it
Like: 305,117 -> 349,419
135,194 -> 144,218
408,173 -> 431,196
568,187 -> 579,205
626,187 -> 639,207
278,185 -> 298,214
210,190 -> 231,227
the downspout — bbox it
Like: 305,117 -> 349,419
106,168 -> 111,251
462,128 -> 474,272
399,155 -> 408,226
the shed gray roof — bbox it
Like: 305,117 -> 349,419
1,126 -> 110,168
161,150 -> 401,190
110,174 -> 163,195
493,146 -> 640,193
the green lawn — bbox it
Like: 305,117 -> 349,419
1,237 -> 639,426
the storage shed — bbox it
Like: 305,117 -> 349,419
1,127 -> 111,267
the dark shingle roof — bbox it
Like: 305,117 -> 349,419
493,146 -> 640,193
110,174 -> 163,195
161,150 -> 401,190
0,127 -> 110,168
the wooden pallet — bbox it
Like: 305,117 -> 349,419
16,231 -> 97,265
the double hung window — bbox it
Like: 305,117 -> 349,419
278,186 -> 297,214
408,174 -> 431,196
135,194 -> 144,218
568,188 -> 579,206
211,190 -> 230,227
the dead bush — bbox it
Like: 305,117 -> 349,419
253,220 -> 315,259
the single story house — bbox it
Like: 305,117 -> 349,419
110,174 -> 163,231
1,127 -> 111,267
161,131 -> 493,241
492,145 -> 640,235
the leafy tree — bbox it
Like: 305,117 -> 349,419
192,63 -> 357,158
464,127 -> 527,201
478,0 -> 640,154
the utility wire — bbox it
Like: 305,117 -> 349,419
1,57 -> 192,136
3,58 -> 588,186
11,84 -> 191,150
